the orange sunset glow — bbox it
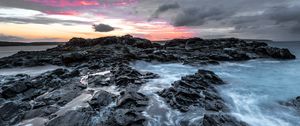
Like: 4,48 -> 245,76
0,0 -> 194,42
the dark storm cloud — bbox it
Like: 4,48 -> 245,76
169,0 -> 284,27
267,5 -> 300,24
0,0 -> 53,12
265,5 -> 300,33
152,0 -> 299,40
0,34 -> 26,41
173,7 -> 232,26
149,3 -> 180,20
226,4 -> 300,35
93,24 -> 115,32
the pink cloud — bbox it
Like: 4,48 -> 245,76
22,0 -> 195,41
45,10 -> 81,16
27,0 -> 98,7
125,20 -> 195,40
27,0 -> 137,7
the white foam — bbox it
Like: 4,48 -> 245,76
80,71 -> 110,85
132,61 -> 206,126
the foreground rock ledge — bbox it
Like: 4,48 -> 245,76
0,35 -> 296,126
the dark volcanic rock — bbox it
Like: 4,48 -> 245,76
1,81 -> 29,98
0,35 -> 295,69
0,68 -> 83,102
159,69 -> 227,112
23,106 -> 59,120
0,74 -> 31,99
159,69 -> 248,125
100,86 -> 149,126
203,114 -> 248,126
0,101 -> 30,125
65,35 -> 153,49
111,65 -> 143,87
0,51 -> 62,69
110,64 -> 158,88
255,47 -> 296,59
113,109 -> 147,126
0,35 -> 296,126
61,51 -> 88,64
46,110 -> 92,126
117,90 -> 148,111
88,90 -> 116,110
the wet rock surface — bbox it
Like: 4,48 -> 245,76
159,70 -> 227,112
202,114 -> 249,126
88,90 -> 116,110
0,35 -> 295,69
46,110 -> 93,126
0,35 -> 296,126
106,87 -> 149,126
158,69 -> 246,125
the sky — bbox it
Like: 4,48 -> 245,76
0,0 -> 299,42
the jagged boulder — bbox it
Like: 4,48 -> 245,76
0,102 -> 31,125
46,110 -> 93,126
117,90 -> 148,110
113,109 -> 147,126
202,114 -> 248,126
159,69 -> 227,112
88,90 -> 116,110
255,47 -> 296,59
23,106 -> 59,120
61,51 -> 88,64
66,37 -> 88,47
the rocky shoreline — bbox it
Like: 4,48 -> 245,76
0,35 -> 296,126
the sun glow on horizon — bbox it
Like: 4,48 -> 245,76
0,0 -> 195,42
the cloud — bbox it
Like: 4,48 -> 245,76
93,24 -> 115,32
0,16 -> 90,25
0,0 -> 300,40
149,3 -> 180,21
0,34 -> 62,42
265,5 -> 300,33
0,34 -> 26,41
173,7 -> 230,26
266,5 -> 300,24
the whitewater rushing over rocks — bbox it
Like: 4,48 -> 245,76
0,35 -> 297,126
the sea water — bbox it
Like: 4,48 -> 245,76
132,42 -> 300,126
0,45 -> 56,58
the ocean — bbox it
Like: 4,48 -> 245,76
132,41 -> 300,126
0,45 -> 60,76
0,42 -> 300,126
0,45 -> 56,58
